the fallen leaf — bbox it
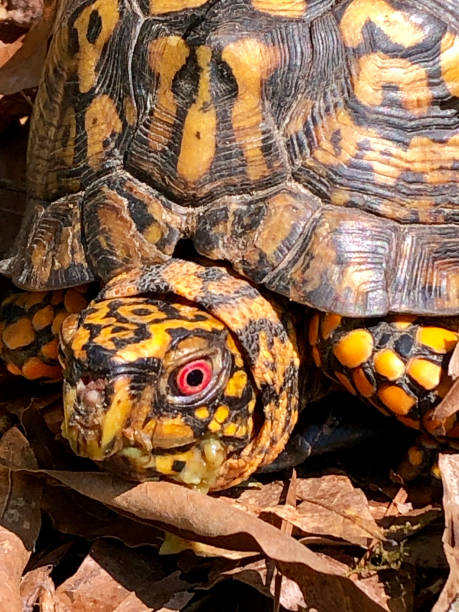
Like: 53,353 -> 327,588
0,0 -> 55,94
260,475 -> 384,547
20,565 -> 54,612
433,453 -> 459,612
0,428 -> 42,612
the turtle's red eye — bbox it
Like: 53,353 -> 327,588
175,359 -> 212,395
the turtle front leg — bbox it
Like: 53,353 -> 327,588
308,312 -> 459,471
0,286 -> 92,382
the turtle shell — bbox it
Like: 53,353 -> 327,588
3,0 -> 458,317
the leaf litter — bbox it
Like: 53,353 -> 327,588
0,8 -> 458,611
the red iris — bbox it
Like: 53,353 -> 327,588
176,359 -> 212,395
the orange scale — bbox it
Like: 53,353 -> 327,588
333,329 -> 373,368
6,363 -> 22,376
3,318 -> 36,350
377,384 -> 416,416
334,370 -> 357,395
64,288 -> 89,314
320,313 -> 342,340
416,326 -> 458,354
352,367 -> 375,397
406,357 -> 442,390
52,312 -> 69,335
373,348 -> 405,381
308,313 -> 319,346
22,357 -> 62,381
32,305 -> 54,331
311,346 -> 321,367
41,338 -> 59,361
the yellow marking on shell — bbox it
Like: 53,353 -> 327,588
22,358 -> 61,381
55,106 -> 77,167
320,313 -> 342,340
354,53 -> 431,116
149,0 -> 207,14
391,315 -> 418,329
352,367 -> 375,397
333,329 -> 373,368
41,339 -> 59,361
3,318 -> 35,350
416,326 -> 458,354
73,0 -> 119,93
64,289 -> 89,314
377,385 -> 416,415
148,36 -> 189,151
124,96 -> 137,126
101,376 -> 132,450
85,95 -> 122,168
214,405 -> 230,424
340,0 -> 425,48
310,108 -> 459,191
308,313 -> 319,345
334,371 -> 357,395
225,370 -> 248,398
251,0 -> 306,16
406,357 -> 442,390
195,406 -> 209,420
222,39 -> 280,181
441,31 -> 459,97
177,45 -> 217,182
144,416 -> 195,447
312,346 -> 321,367
32,305 -> 54,331
373,349 -> 405,381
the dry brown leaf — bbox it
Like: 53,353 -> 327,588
0,0 -> 56,94
433,454 -> 459,612
37,471 -> 390,611
20,566 -> 54,612
430,378 -> 459,424
0,428 -> 42,612
260,475 -> 384,547
53,539 -> 192,612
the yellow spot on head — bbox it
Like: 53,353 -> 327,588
208,419 -> 221,433
225,370 -> 248,398
194,406 -> 209,420
223,422 -> 238,436
214,405 -> 230,424
333,328 -> 374,368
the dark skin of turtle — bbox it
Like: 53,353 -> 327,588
0,0 -> 458,488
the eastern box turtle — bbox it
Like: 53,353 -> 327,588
0,0 -> 458,490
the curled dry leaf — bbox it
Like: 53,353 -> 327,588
0,0 -> 55,95
39,471 -> 390,611
20,566 -> 54,612
433,454 -> 459,612
259,475 -> 383,547
53,539 -> 192,612
0,428 -> 42,612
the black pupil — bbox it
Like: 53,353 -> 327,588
186,368 -> 204,387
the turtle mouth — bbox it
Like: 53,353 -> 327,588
61,374 -> 238,490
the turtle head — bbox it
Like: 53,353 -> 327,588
60,260 -> 299,491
